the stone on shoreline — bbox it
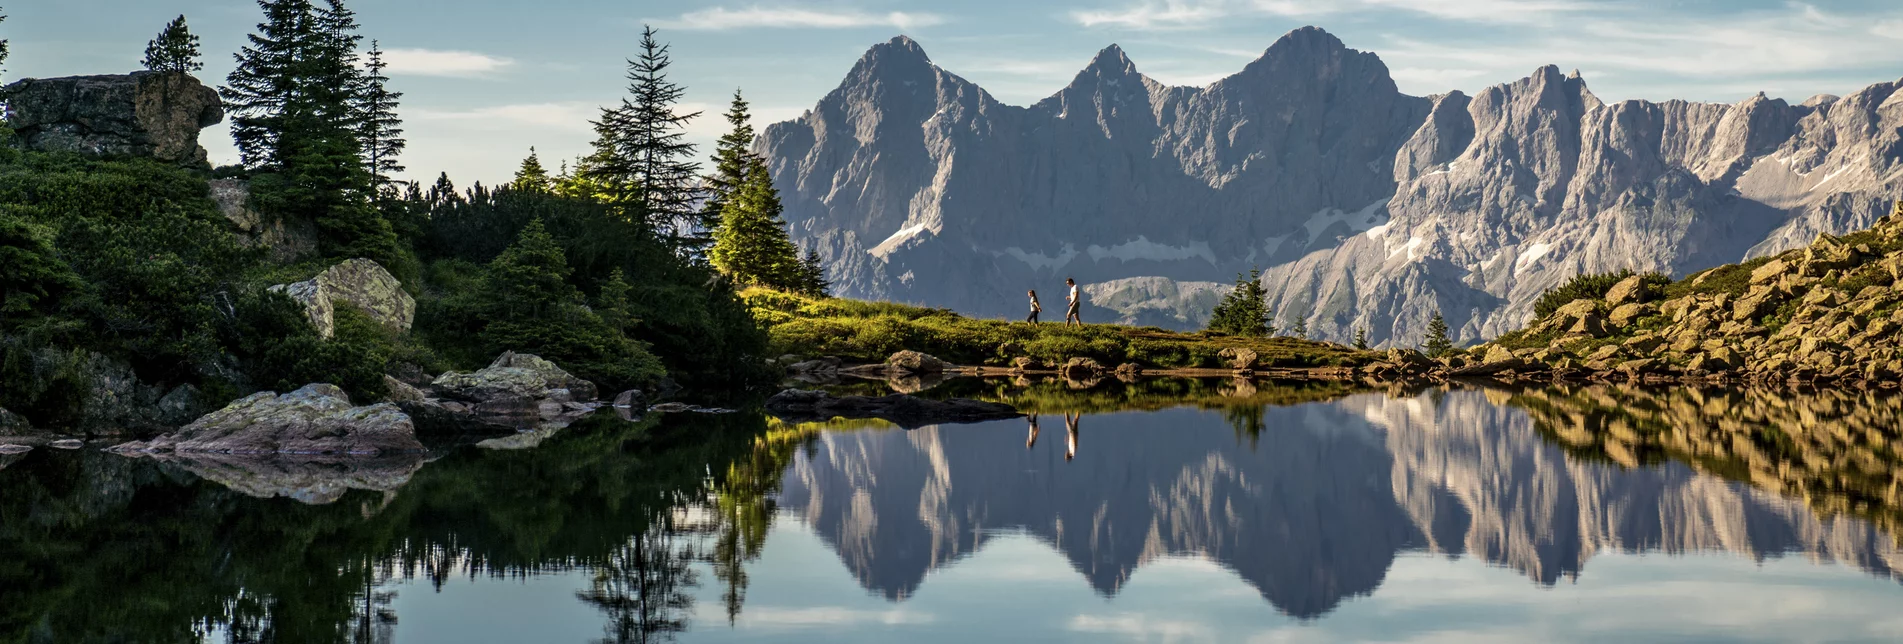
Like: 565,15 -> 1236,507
109,384 -> 423,456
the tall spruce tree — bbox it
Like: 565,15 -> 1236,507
709,160 -> 802,289
1207,269 -> 1271,337
143,15 -> 203,73
511,147 -> 551,192
1422,311 -> 1454,357
1353,327 -> 1369,351
586,25 -> 704,250
224,0 -> 396,265
1288,316 -> 1308,339
358,40 -> 405,196
705,89 -> 755,221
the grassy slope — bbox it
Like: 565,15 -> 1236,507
743,288 -> 1370,369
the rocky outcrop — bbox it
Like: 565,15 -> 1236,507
765,389 -> 1021,429
1466,202 -> 1903,386
762,27 -> 1903,347
209,179 -> 317,261
269,259 -> 416,338
884,350 -> 946,374
404,352 -> 603,434
2,71 -> 223,166
109,384 -> 424,456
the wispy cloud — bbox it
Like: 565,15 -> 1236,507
662,6 -> 945,31
1072,0 -> 1595,30
408,103 -> 596,130
380,48 -> 515,77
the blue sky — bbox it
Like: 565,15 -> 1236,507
10,0 -> 1903,185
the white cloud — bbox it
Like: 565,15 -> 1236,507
379,48 -> 515,77
663,6 -> 945,31
1072,0 -> 1230,29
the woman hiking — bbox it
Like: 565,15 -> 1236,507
1027,290 -> 1042,324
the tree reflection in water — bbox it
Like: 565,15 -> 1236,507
8,379 -> 1903,640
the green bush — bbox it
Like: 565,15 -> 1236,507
1532,270 -> 1669,318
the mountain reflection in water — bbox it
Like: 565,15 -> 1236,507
3,381 -> 1903,642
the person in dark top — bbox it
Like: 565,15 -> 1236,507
1064,278 -> 1082,327
1027,290 -> 1042,324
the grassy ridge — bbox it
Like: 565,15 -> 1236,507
743,288 -> 1369,369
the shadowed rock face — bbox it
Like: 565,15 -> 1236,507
3,71 -> 224,166
773,390 -> 1903,617
762,27 -> 1903,346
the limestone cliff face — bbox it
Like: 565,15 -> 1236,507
761,28 -> 1903,345
4,71 -> 224,167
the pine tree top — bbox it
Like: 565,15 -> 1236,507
143,14 -> 203,74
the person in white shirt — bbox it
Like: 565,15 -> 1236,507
1026,290 -> 1042,323
1064,278 -> 1082,326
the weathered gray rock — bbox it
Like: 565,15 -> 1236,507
1219,347 -> 1260,370
0,407 -> 29,434
884,350 -> 946,374
412,352 -> 602,433
2,71 -> 223,166
381,375 -> 426,404
762,27 -> 1903,347
155,384 -> 208,427
209,179 -> 316,261
765,389 -> 1021,429
110,384 -> 423,456
270,259 -> 416,338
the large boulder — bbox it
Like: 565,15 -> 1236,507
764,389 -> 1021,429
1218,347 -> 1259,370
884,350 -> 947,374
413,352 -> 603,432
109,384 -> 423,456
269,259 -> 416,338
2,71 -> 223,166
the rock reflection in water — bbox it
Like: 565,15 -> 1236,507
775,384 -> 1903,618
116,452 -> 428,505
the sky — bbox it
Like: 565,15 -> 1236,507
10,0 -> 1903,186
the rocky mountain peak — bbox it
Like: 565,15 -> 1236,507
1086,44 -> 1137,75
846,35 -> 938,86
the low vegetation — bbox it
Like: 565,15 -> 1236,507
743,288 -> 1370,369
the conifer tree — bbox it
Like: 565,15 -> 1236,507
485,218 -> 576,319
795,247 -> 831,297
511,147 -> 552,192
223,0 -> 311,168
709,160 -> 802,289
1422,311 -> 1454,357
1353,327 -> 1369,351
358,40 -> 405,195
705,89 -> 755,220
1207,269 -> 1271,337
143,15 -> 203,74
596,268 -> 636,333
1,7 -> 12,83
1288,316 -> 1308,339
586,25 -> 704,249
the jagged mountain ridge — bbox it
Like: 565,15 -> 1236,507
759,27 -> 1903,345
772,393 -> 1903,618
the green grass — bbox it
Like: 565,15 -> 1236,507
1665,256 -> 1775,299
744,288 -> 1371,369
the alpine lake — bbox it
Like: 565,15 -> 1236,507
7,374 -> 1903,643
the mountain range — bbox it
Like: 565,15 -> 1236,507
758,27 -> 1903,345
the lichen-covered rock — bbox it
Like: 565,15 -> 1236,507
412,352 -> 602,433
884,350 -> 946,374
269,258 -> 416,338
1603,275 -> 1655,307
110,384 -> 423,456
1218,347 -> 1259,370
3,71 -> 223,166
1060,357 -> 1105,380
154,384 -> 209,427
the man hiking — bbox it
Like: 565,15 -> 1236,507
1027,290 -> 1042,324
1064,278 -> 1082,327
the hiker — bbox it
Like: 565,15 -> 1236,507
1026,415 -> 1040,449
1027,290 -> 1042,324
1064,278 -> 1082,327
1064,412 -> 1080,461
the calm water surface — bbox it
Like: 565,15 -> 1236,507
6,381 -> 1903,643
